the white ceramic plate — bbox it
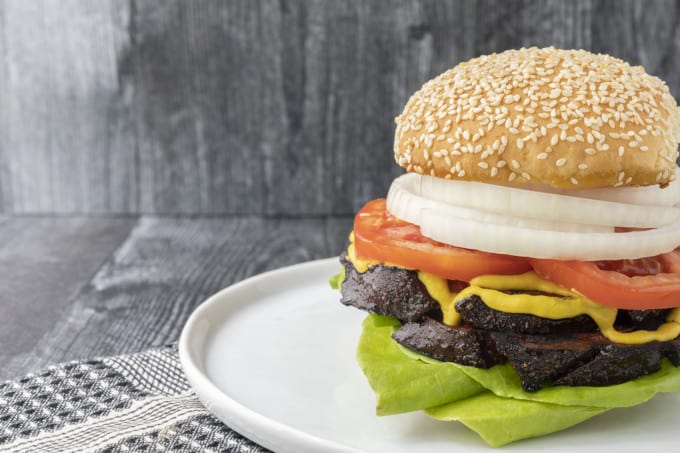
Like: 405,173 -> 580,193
179,258 -> 680,453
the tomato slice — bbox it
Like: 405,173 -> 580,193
353,199 -> 531,281
531,251 -> 680,309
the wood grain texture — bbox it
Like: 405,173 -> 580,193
0,0 -> 137,213
1,0 -> 679,214
2,215 -> 353,380
0,216 -> 136,380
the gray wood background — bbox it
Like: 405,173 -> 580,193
1,0 -> 680,215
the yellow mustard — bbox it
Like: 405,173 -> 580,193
345,233 -> 680,345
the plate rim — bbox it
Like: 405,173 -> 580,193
178,257 -> 362,453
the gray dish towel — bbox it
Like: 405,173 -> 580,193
0,345 -> 269,453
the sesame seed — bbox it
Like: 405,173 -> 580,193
555,158 -> 567,167
570,177 -> 579,185
578,163 -> 588,170
497,160 -> 507,168
536,153 -> 548,160
509,172 -> 517,182
478,162 -> 489,169
511,160 -> 521,169
491,167 -> 499,177
458,170 -> 466,177
395,48 -> 679,181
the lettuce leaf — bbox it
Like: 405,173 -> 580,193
356,313 -> 680,446
426,392 -> 608,447
328,267 -> 345,290
357,315 -> 484,415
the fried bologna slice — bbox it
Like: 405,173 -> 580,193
455,294 -> 599,334
339,254 -> 440,322
392,319 -> 680,391
393,318 -> 505,368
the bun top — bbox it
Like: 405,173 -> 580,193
394,47 -> 680,188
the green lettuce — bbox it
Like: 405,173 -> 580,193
328,267 -> 346,290
356,314 -> 680,447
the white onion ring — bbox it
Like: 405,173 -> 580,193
418,174 -> 680,228
512,168 -> 680,207
387,175 -> 613,233
385,172 -> 680,260
419,210 -> 680,260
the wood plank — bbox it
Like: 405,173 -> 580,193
591,0 -> 680,87
0,216 -> 136,380
0,0 -> 137,213
473,0 -> 593,52
1,0 -> 679,214
3,216 -> 353,379
131,0 -> 478,215
131,0 -> 271,214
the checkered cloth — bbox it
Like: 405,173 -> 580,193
0,345 -> 269,453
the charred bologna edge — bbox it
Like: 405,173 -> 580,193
339,254 -> 440,323
393,318 -> 505,368
490,330 -> 680,391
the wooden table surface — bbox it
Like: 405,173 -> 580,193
0,215 -> 353,381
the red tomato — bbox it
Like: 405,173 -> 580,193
352,199 -> 531,281
531,251 -> 680,309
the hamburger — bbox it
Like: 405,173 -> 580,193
330,47 -> 680,446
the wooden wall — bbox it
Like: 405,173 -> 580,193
1,0 -> 679,214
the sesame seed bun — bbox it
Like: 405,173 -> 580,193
394,47 -> 680,188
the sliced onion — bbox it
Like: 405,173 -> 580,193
418,174 -> 680,228
510,168 -> 680,207
387,175 -> 613,233
385,172 -> 680,260
532,183 -> 680,207
419,209 -> 680,260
